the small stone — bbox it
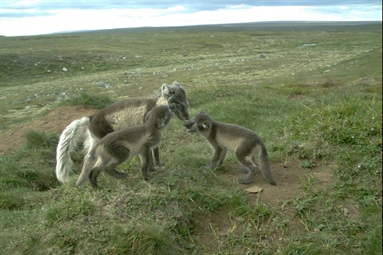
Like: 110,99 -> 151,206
245,185 -> 263,193
341,207 -> 350,216
314,224 -> 325,232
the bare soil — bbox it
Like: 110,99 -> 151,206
192,162 -> 334,252
0,106 -> 96,154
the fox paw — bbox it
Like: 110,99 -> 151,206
238,176 -> 253,184
143,173 -> 151,181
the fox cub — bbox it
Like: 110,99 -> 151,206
184,112 -> 276,185
75,105 -> 174,189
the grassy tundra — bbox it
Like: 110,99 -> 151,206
0,22 -> 381,254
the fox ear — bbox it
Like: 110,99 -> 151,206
156,117 -> 167,128
161,84 -> 175,99
172,81 -> 181,88
201,121 -> 210,130
143,110 -> 151,123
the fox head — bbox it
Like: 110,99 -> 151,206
161,81 -> 190,121
144,104 -> 174,129
183,111 -> 212,135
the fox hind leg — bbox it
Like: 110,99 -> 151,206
235,153 -> 256,184
104,154 -> 129,180
89,162 -> 126,189
237,164 -> 256,184
89,166 -> 105,189
104,167 -> 128,179
104,146 -> 130,179
240,156 -> 260,173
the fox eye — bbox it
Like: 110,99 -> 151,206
176,103 -> 183,110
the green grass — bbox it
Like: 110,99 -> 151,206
60,92 -> 115,109
0,22 -> 381,254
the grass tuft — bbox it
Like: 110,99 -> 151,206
61,92 -> 114,109
25,130 -> 58,149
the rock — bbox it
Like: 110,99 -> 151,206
301,43 -> 316,47
244,185 -> 263,193
256,53 -> 267,59
313,224 -> 325,232
95,81 -> 113,88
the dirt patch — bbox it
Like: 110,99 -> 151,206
220,163 -> 332,207
0,106 -> 96,154
192,162 -> 334,252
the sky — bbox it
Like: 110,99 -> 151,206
0,1 -> 381,36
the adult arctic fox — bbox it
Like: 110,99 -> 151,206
56,81 -> 189,184
184,111 -> 276,185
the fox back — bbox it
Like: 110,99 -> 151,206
88,81 -> 189,139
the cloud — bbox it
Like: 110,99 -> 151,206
2,0 -> 382,14
0,1 -> 381,36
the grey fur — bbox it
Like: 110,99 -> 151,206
184,112 -> 276,185
75,105 -> 174,189
55,81 -> 189,183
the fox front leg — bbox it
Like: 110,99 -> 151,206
209,146 -> 226,170
217,148 -> 227,166
148,147 -> 159,172
139,146 -> 151,181
152,146 -> 160,166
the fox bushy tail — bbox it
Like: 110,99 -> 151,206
259,144 -> 276,185
55,117 -> 90,183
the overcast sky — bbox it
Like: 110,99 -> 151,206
0,1 -> 381,36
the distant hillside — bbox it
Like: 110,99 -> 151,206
51,21 -> 382,36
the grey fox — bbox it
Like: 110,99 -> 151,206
184,112 -> 276,185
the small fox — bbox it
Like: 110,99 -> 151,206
75,104 -> 174,189
184,112 -> 276,185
